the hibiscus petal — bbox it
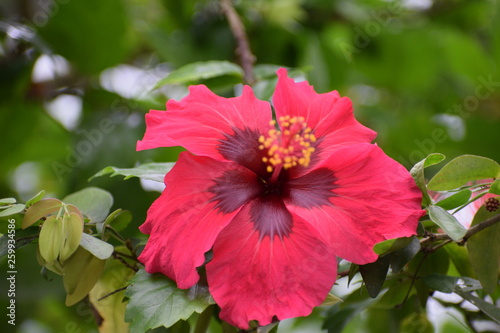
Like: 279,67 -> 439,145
137,85 -> 272,164
273,68 -> 376,162
139,152 -> 260,288
287,143 -> 425,265
206,204 -> 337,329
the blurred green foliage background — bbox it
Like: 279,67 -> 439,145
1,0 -> 499,332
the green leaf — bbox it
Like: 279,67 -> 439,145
254,64 -> 284,80
423,274 -> 458,293
321,293 -> 343,306
359,255 -> 391,298
63,187 -> 113,223
108,210 -> 132,232
389,236 -> 421,273
373,236 -> 413,256
38,216 -> 64,263
410,153 -> 446,206
0,198 -> 16,205
152,61 -> 243,89
489,178 -> 500,194
253,323 -> 279,333
454,289 -> 500,324
375,279 -> 413,309
88,249 -> 135,332
90,163 -> 175,183
79,233 -> 114,260
59,213 -> 84,262
25,190 -> 46,208
445,242 -> 475,278
97,209 -> 132,238
454,277 -> 483,292
323,307 -> 359,333
435,189 -> 472,210
0,204 -> 25,217
0,226 -> 39,258
22,198 -> 63,229
408,248 -> 450,278
63,247 -> 106,306
427,155 -> 500,191
400,313 -> 434,333
125,270 -> 213,332
323,289 -> 377,333
467,201 -> 500,295
348,263 -> 359,287
427,205 -> 467,241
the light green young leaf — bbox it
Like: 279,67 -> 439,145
25,190 -> 46,208
22,198 -> 63,229
90,162 -> 175,183
0,204 -> 25,217
63,246 -> 106,306
467,201 -> 500,295
63,187 -> 113,223
97,209 -> 132,238
125,270 -> 213,332
88,248 -> 135,332
410,153 -> 446,206
0,198 -> 16,205
321,293 -> 343,306
427,155 -> 500,191
152,61 -> 243,89
39,216 -> 64,263
427,205 -> 467,241
435,189 -> 472,210
79,233 -> 114,260
59,213 -> 84,262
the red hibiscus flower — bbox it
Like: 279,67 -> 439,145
136,68 -> 424,329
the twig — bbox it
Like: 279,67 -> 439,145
114,250 -> 140,262
97,286 -> 128,301
463,213 -> 500,241
400,252 -> 429,306
220,0 -> 256,85
113,251 -> 139,272
337,269 -> 350,278
430,239 -> 453,252
420,213 -> 500,247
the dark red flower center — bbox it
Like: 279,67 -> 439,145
213,125 -> 336,239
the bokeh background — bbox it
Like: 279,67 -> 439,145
1,0 -> 499,332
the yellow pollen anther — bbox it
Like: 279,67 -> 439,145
258,116 -> 316,173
